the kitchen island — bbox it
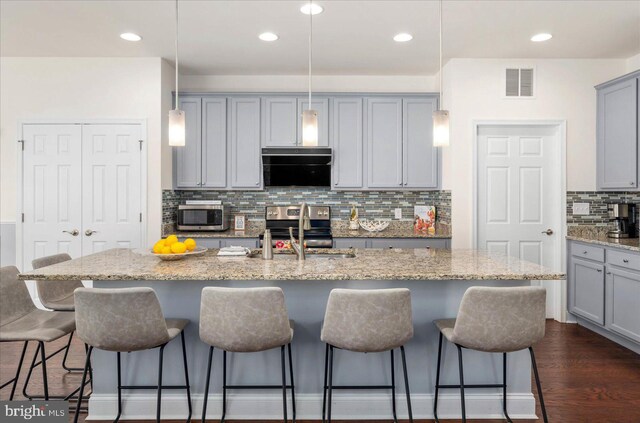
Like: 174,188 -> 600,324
21,248 -> 563,421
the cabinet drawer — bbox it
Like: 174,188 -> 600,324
607,249 -> 640,271
369,239 -> 448,249
333,239 -> 368,249
571,243 -> 605,262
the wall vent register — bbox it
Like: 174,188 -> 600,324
505,67 -> 534,97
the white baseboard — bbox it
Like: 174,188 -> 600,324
87,392 -> 537,420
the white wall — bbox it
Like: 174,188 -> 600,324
0,57 -> 166,246
442,58 -> 627,248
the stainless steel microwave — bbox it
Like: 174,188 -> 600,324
177,205 -> 229,231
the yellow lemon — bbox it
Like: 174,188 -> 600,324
153,241 -> 165,254
165,235 -> 178,245
184,238 -> 196,251
171,242 -> 187,254
161,246 -> 172,255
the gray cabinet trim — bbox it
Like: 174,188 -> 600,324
365,97 -> 403,188
262,97 -> 298,147
202,98 -> 227,188
403,98 -> 439,188
331,97 -> 364,189
569,256 -> 606,325
229,97 -> 262,189
605,266 -> 640,343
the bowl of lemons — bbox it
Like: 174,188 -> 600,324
151,235 -> 207,261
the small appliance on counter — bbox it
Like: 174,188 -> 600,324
260,205 -> 333,248
607,203 -> 637,238
177,204 -> 229,231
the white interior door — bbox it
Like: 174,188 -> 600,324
22,124 -> 83,271
81,124 -> 143,254
477,124 -> 562,317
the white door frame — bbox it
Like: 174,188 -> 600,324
16,119 -> 148,270
472,120 -> 568,322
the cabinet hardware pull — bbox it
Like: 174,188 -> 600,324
597,269 -> 602,272
583,251 -> 588,254
606,272 -> 611,275
623,259 -> 629,263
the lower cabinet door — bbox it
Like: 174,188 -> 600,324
569,257 -> 605,325
606,267 -> 640,343
221,239 -> 259,249
369,239 -> 448,249
333,239 -> 368,249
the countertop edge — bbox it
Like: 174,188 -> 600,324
566,235 -> 640,252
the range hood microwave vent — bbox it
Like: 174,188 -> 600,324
262,147 -> 332,187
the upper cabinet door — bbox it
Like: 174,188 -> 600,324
175,97 -> 202,188
298,98 -> 330,146
230,97 -> 262,189
332,97 -> 363,189
202,98 -> 227,188
262,97 -> 298,147
403,98 -> 439,188
366,98 -> 403,188
597,77 -> 638,190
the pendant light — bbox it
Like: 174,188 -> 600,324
302,0 -> 319,146
433,0 -> 450,147
168,0 -> 185,147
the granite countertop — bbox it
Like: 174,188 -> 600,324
566,226 -> 640,252
20,247 -> 564,282
163,221 -> 452,239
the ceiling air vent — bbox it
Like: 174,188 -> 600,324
505,67 -> 534,97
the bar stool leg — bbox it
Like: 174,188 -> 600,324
433,333 -> 443,423
503,352 -> 513,422
287,343 -> 296,423
327,345 -> 334,423
280,345 -> 288,423
39,342 -> 49,401
529,347 -> 549,423
115,352 -> 122,423
180,332 -> 193,423
156,344 -> 166,423
322,344 -> 329,423
456,344 -> 466,423
400,346 -> 413,423
8,341 -> 28,400
61,332 -> 82,372
201,346 -> 214,423
22,342 -> 40,399
73,346 -> 93,423
390,349 -> 398,423
221,350 -> 227,423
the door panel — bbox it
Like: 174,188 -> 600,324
82,124 -> 142,254
22,124 -> 83,270
403,98 -> 438,188
332,98 -> 363,189
606,267 -> 640,342
175,97 -> 202,188
366,98 -> 403,188
202,98 -> 227,188
230,97 -> 262,189
298,98 -> 329,146
570,257 -> 605,325
263,97 -> 297,147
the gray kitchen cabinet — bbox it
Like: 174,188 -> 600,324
202,98 -> 227,188
606,267 -> 640,343
229,97 -> 262,189
366,97 -> 403,188
332,97 -> 363,189
175,97 -> 202,188
333,238 -> 368,249
403,98 -> 439,188
596,71 -> 640,190
221,238 -> 259,249
262,97 -> 298,147
298,98 -> 330,147
334,238 -> 450,249
569,256 -> 606,325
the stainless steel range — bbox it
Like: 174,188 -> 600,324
260,205 -> 332,248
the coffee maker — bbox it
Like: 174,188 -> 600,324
607,203 -> 637,238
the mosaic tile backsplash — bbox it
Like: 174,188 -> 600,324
163,189 -> 451,226
567,191 -> 640,229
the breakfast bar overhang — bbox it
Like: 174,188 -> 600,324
21,248 -> 564,421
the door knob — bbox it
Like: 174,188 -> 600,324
541,229 -> 554,235
85,229 -> 98,236
62,229 -> 79,236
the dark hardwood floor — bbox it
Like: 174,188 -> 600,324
1,320 -> 639,422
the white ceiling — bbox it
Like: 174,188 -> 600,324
2,0 -> 639,75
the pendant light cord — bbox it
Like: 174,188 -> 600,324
175,0 -> 179,109
438,0 -> 443,109
308,0 -> 312,109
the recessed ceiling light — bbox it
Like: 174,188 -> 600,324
531,33 -> 552,42
393,33 -> 413,42
259,32 -> 279,42
120,32 -> 142,42
300,3 -> 323,15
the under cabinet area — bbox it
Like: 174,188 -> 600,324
173,93 -> 440,191
567,239 -> 640,352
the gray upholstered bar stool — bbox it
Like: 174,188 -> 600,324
321,288 -> 414,423
199,287 -> 295,423
32,253 -> 84,372
72,287 -> 192,423
0,266 -> 77,401
433,286 -> 548,423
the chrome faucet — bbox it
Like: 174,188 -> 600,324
289,202 -> 311,260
